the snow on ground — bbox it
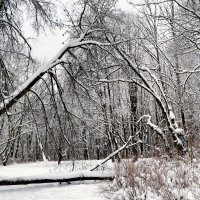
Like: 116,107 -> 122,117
0,160 -> 113,178
0,160 -> 112,200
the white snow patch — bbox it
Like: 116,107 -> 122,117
169,110 -> 175,120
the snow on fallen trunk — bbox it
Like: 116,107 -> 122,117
0,170 -> 114,186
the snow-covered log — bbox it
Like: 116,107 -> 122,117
0,171 -> 114,186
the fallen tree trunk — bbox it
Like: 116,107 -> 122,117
0,171 -> 114,186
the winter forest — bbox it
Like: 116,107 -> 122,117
1,0 -> 200,199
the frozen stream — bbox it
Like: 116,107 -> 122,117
0,182 -> 105,200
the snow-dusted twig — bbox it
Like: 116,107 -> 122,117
0,130 -> 31,147
0,19 -> 32,51
174,0 -> 200,20
140,66 -> 168,106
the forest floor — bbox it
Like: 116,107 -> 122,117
0,160 -> 112,200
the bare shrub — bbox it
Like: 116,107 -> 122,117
102,158 -> 200,200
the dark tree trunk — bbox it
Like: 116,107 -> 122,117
0,174 -> 114,186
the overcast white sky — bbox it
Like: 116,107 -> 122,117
23,0 -> 134,62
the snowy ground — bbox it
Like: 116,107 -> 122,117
0,160 -> 112,200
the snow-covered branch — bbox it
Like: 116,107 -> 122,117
90,137 -> 140,171
137,114 -> 169,148
115,47 -> 188,153
0,32 -> 117,116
